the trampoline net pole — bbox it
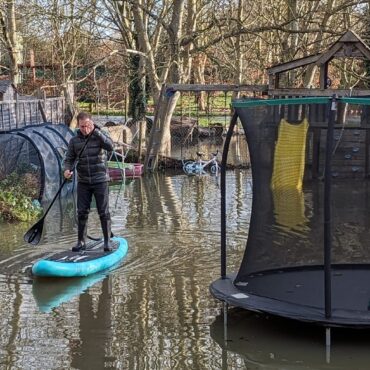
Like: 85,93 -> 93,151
324,96 -> 336,318
221,112 -> 238,279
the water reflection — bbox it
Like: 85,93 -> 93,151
0,171 -> 251,369
1,171 -> 369,369
211,308 -> 370,369
32,273 -> 107,313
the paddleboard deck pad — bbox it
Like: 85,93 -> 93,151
32,236 -> 128,277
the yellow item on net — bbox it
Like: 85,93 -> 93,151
271,118 -> 309,229
272,118 -> 308,191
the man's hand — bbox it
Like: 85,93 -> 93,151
64,169 -> 73,179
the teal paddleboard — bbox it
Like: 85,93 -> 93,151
32,237 -> 128,277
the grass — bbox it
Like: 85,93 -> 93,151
77,92 -> 233,124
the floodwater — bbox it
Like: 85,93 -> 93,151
0,171 -> 249,370
0,170 -> 370,369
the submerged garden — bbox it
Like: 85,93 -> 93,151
1,1 -> 370,369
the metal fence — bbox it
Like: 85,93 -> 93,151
154,88 -> 254,169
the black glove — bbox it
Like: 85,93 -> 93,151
93,126 -> 107,142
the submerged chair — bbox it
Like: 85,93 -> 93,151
210,96 -> 370,328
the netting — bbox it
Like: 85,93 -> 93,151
234,98 -> 370,279
0,124 -> 74,201
0,134 -> 42,200
211,97 -> 370,327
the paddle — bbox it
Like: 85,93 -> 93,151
24,128 -> 95,245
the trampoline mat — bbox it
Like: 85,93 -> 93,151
210,267 -> 370,327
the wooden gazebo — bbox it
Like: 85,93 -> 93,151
266,30 -> 370,178
267,30 -> 370,96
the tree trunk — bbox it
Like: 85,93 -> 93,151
156,91 -> 180,157
0,0 -> 21,86
287,0 -> 298,85
128,53 -> 146,121
144,87 -> 180,171
8,1 -> 20,85
63,81 -> 76,127
363,2 -> 370,88
233,0 -> 244,99
141,0 -> 185,169
194,53 -> 207,110
131,1 -> 161,103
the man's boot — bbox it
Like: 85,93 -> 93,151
101,217 -> 112,252
72,217 -> 87,252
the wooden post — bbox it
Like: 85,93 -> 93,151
320,63 -> 329,89
365,128 -> 369,177
138,118 -> 146,161
15,92 -> 19,128
38,100 -> 48,123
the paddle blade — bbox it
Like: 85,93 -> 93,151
24,219 -> 44,245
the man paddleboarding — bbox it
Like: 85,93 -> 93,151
64,112 -> 114,252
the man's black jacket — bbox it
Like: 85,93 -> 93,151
64,127 -> 114,184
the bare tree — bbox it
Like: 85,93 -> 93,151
102,0 -> 194,158
2,0 -> 370,156
0,0 -> 21,85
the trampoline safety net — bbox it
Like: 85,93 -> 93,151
235,97 -> 370,277
211,97 -> 370,327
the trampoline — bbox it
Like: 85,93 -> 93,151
0,123 -> 74,201
210,96 -> 370,328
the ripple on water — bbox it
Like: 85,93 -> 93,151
0,171 -> 255,369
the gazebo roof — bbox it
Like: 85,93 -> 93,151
267,30 -> 370,75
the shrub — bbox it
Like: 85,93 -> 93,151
0,172 -> 42,222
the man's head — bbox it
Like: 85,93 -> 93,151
77,112 -> 94,136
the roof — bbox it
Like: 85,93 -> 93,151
267,30 -> 370,75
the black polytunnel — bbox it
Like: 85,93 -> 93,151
0,123 -> 75,200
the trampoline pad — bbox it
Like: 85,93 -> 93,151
210,269 -> 370,328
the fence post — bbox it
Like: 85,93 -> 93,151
138,118 -> 146,161
38,100 -> 48,123
15,92 -> 19,128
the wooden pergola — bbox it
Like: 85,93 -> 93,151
267,29 -> 370,97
